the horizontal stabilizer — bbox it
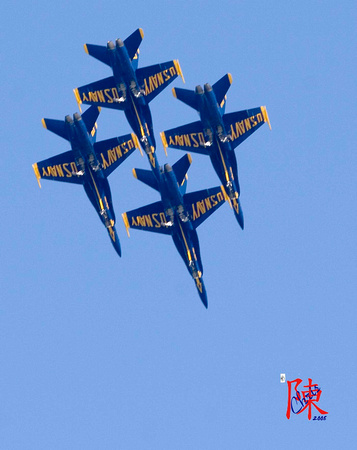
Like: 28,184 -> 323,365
124,28 -> 144,60
136,60 -> 184,104
172,87 -> 198,111
223,106 -> 271,150
81,106 -> 101,141
172,153 -> 192,188
212,73 -> 233,107
161,121 -> 210,155
84,43 -> 111,66
42,118 -> 69,141
74,77 -> 125,111
184,186 -> 227,229
132,168 -> 159,191
33,150 -> 82,187
94,133 -> 140,177
122,201 -> 171,236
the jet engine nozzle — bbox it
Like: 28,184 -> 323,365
107,41 -> 115,50
195,85 -> 204,95
164,163 -> 172,173
73,112 -> 82,121
204,83 -> 212,93
65,115 -> 74,124
116,39 -> 124,48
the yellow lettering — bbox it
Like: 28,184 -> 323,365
110,88 -> 119,102
42,167 -> 48,177
217,192 -> 223,202
101,153 -> 110,169
55,165 -> 64,177
145,215 -> 153,227
159,212 -> 166,224
230,124 -> 238,140
108,149 -> 117,165
63,163 -> 72,177
97,90 -> 105,102
157,71 -> 164,85
169,66 -> 176,77
116,145 -> 123,158
152,213 -> 161,228
89,91 -> 98,102
250,116 -> 257,127
210,194 -> 218,206
197,200 -> 206,217
204,197 -> 212,210
235,121 -> 245,136
144,78 -> 151,95
244,118 -> 252,131
190,133 -> 199,147
82,92 -> 89,102
257,113 -> 263,123
104,89 -> 112,103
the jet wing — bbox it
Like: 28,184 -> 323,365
33,150 -> 82,188
136,60 -> 184,104
122,201 -> 172,236
184,186 -> 227,229
160,121 -> 211,155
74,77 -> 125,111
94,133 -> 140,177
223,106 -> 271,150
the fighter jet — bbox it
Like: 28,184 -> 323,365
33,106 -> 140,257
160,74 -> 271,229
122,153 -> 227,308
73,28 -> 184,176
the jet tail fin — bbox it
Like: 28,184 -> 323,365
172,87 -> 198,111
172,153 -> 192,190
81,106 -> 101,141
132,168 -> 159,191
42,118 -> 68,141
124,28 -> 144,60
212,73 -> 233,107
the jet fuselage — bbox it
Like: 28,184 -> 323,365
66,114 -> 117,238
106,39 -> 156,156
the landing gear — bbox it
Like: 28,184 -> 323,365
130,81 -> 145,98
177,205 -> 190,222
226,181 -> 238,199
114,83 -> 126,103
217,125 -> 232,143
203,128 -> 213,147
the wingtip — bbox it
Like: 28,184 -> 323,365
122,213 -> 130,237
32,163 -> 41,188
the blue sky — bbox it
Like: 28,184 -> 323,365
1,1 -> 356,448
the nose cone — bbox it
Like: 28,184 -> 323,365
204,83 -> 212,93
116,38 -> 124,48
107,40 -> 115,50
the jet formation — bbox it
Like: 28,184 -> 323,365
33,28 -> 270,307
